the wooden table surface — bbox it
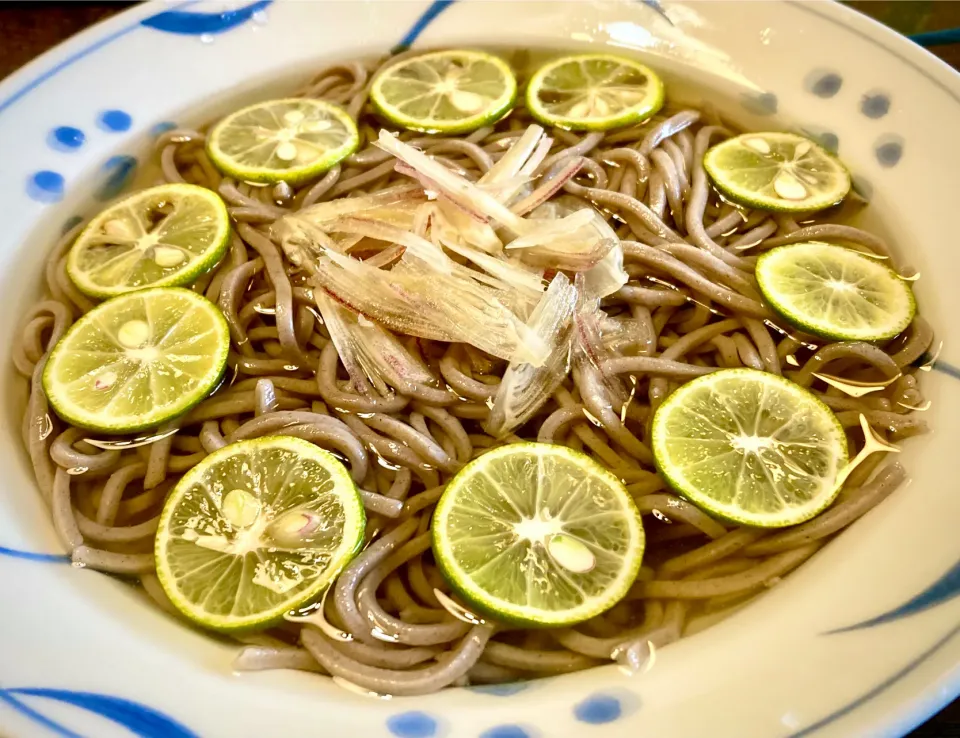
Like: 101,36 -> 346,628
1,2 -> 958,736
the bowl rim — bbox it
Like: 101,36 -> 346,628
2,2 -> 960,737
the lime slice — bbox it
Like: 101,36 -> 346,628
155,436 -> 365,631
66,184 -> 230,299
42,287 -> 229,434
431,442 -> 644,627
370,49 -> 517,133
207,98 -> 359,185
703,132 -> 851,212
756,241 -> 916,342
525,53 -> 664,131
652,369 -> 848,528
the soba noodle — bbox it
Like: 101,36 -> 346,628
14,50 -> 930,696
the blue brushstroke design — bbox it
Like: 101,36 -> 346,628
0,688 -> 199,738
909,27 -> 960,48
0,690 -> 82,738
828,558 -> 960,634
789,622 -> 960,737
96,155 -> 138,201
640,0 -> 674,25
932,360 -> 960,380
0,545 -> 70,563
392,0 -> 456,53
141,0 -> 272,36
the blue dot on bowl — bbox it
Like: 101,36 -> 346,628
96,155 -> 138,201
151,120 -> 178,137
98,109 -> 133,133
386,712 -> 439,738
852,175 -> 873,202
468,682 -> 530,697
874,136 -> 904,168
574,694 -> 622,725
740,91 -> 777,116
27,170 -> 65,203
808,71 -> 843,98
801,129 -> 839,155
61,215 -> 84,234
48,126 -> 85,151
480,726 -> 532,738
861,93 -> 891,119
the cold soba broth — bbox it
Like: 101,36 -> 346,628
15,46 -> 932,694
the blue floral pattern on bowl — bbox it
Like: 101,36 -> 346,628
0,687 -> 198,738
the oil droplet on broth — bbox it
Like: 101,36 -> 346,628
84,427 -> 179,450
651,509 -> 672,524
611,638 -> 656,676
811,371 -> 900,398
371,448 -> 401,471
67,466 -> 89,476
35,414 -> 54,441
763,320 -> 819,351
285,589 -> 353,642
331,676 -> 393,700
370,625 -> 401,643
582,408 -> 602,427
434,588 -> 485,625
835,413 -> 901,488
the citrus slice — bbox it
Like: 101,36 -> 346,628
42,287 -> 229,433
756,241 -> 916,342
431,442 -> 644,627
155,436 -> 365,631
206,98 -> 359,185
370,49 -> 517,133
66,183 -> 230,299
703,132 -> 851,212
525,53 -> 664,131
651,369 -> 848,528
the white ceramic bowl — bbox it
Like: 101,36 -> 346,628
2,2 -> 959,736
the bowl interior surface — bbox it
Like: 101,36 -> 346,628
1,3 -> 960,737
